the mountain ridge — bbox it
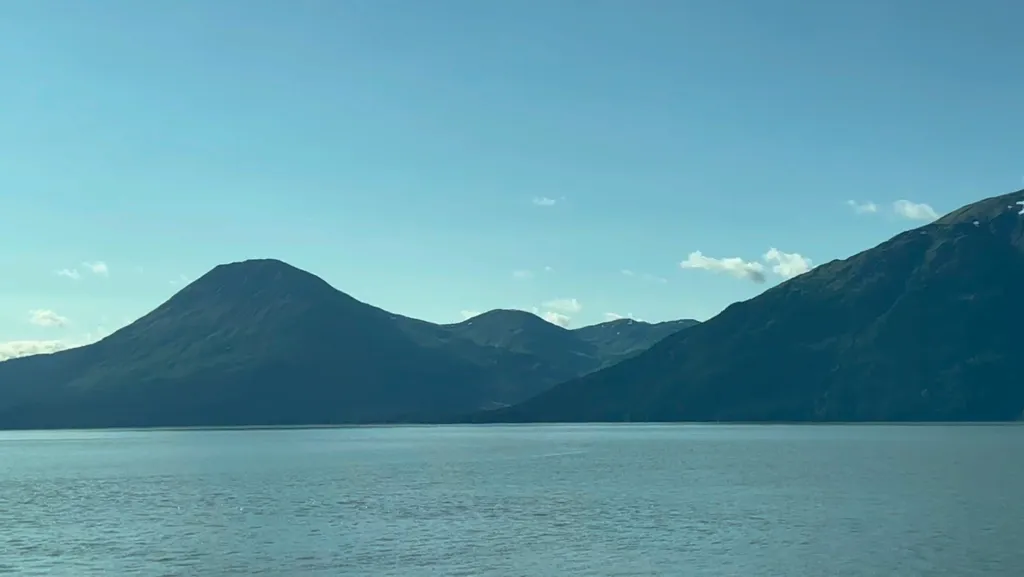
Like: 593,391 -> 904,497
0,260 -> 698,429
470,188 -> 1024,423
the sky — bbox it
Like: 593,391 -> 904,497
2,0 -> 1023,359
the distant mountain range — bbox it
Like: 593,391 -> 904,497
471,189 -> 1024,423
5,189 -> 1023,429
0,262 -> 696,429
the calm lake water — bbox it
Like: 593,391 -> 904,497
1,424 -> 1022,576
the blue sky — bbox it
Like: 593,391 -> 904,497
2,0 -> 1023,358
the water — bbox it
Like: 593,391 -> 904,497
1,424 -> 1022,576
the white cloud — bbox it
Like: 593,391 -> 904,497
680,251 -> 767,283
459,310 -> 480,320
680,248 -> 813,283
512,269 -> 534,279
762,248 -> 812,279
846,200 -> 878,214
55,268 -> 81,280
28,309 -> 69,328
83,261 -> 109,276
532,196 -> 557,207
0,340 -> 70,361
541,310 -> 571,328
542,298 -> 582,313
621,269 -> 635,277
893,200 -> 939,221
543,266 -> 553,272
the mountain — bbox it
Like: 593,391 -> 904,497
436,311 -> 699,383
0,259 -> 697,429
474,189 -> 1024,423
572,317 -> 700,368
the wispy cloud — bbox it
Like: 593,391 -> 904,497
680,251 -> 767,283
846,200 -> 879,214
542,298 -> 582,313
169,274 -> 191,286
847,198 -> 941,222
512,269 -> 534,280
541,310 -> 571,327
680,248 -> 813,283
28,309 -> 69,328
532,195 -> 573,209
892,200 -> 939,221
54,261 -> 109,280
459,310 -> 480,320
82,261 -> 109,276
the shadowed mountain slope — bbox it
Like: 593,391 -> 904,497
474,189 -> 1024,423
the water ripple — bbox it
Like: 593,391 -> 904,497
0,424 -> 1022,576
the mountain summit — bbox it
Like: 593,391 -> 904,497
0,259 -> 697,429
478,189 -> 1024,423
